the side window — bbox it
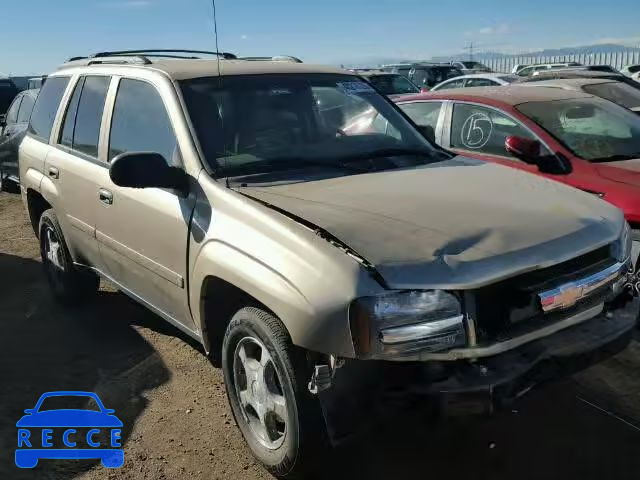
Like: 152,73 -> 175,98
517,67 -> 534,77
450,103 -> 546,159
437,79 -> 465,90
73,76 -> 111,157
17,95 -> 36,124
109,79 -> 177,164
60,78 -> 84,148
28,76 -> 70,141
5,96 -> 22,124
59,76 -> 111,157
399,102 -> 442,142
466,78 -> 498,87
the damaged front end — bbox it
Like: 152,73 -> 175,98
312,232 -> 639,445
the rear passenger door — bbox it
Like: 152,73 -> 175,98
45,75 -> 112,270
443,102 -> 547,174
96,78 -> 195,330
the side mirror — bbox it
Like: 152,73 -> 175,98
109,152 -> 188,194
24,409 -> 34,414
420,87 -> 430,93
505,136 -> 541,165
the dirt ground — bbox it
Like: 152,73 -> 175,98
2,189 -> 640,480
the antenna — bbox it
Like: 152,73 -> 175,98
210,0 -> 227,184
211,0 -> 221,76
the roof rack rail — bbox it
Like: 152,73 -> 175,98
91,49 -> 237,60
87,56 -> 153,66
237,55 -> 303,63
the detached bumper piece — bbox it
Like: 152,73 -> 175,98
318,298 -> 637,444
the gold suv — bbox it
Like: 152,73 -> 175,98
19,49 -> 638,478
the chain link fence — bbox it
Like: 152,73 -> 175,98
481,50 -> 640,73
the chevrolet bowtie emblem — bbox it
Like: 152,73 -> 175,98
539,285 -> 584,312
538,261 -> 626,313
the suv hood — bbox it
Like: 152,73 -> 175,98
240,158 -> 623,289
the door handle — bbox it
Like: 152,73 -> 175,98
98,188 -> 113,205
48,167 -> 59,179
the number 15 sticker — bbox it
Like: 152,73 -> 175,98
461,113 -> 493,149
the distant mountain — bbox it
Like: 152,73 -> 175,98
348,43 -> 640,68
432,44 -> 640,63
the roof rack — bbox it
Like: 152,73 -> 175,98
237,55 -> 303,63
65,49 -> 237,65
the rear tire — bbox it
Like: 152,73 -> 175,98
222,307 -> 329,479
39,209 -> 100,304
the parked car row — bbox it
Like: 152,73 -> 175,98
8,48 -> 640,479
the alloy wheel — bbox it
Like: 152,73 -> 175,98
233,336 -> 288,450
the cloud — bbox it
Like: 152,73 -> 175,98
240,34 -> 249,40
100,1 -> 152,9
478,23 -> 512,36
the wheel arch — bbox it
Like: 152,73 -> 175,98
26,188 -> 52,237
192,241 -> 317,362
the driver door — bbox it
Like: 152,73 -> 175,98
96,77 -> 196,330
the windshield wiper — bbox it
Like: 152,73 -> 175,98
220,157 -> 371,177
333,147 -> 443,165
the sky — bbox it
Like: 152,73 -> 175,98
2,0 -> 640,74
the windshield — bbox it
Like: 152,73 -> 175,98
517,97 -> 640,161
498,75 -> 519,83
582,82 -> 640,109
412,67 -> 463,88
366,74 -> 420,95
462,61 -> 487,69
180,73 -> 439,179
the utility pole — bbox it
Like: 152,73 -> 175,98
463,42 -> 475,61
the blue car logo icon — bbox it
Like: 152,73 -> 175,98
16,391 -> 124,468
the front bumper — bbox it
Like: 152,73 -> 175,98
319,297 -> 638,443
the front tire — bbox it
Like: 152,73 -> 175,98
222,307 -> 328,479
39,209 -> 100,304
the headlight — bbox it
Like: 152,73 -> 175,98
611,222 -> 632,263
349,290 -> 466,359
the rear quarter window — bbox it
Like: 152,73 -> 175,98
28,76 -> 70,141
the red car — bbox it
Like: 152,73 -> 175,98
390,87 -> 640,260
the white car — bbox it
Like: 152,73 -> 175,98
519,77 -> 640,113
516,62 -> 582,77
431,73 -> 519,91
633,72 -> 640,83
449,61 -> 492,74
621,64 -> 640,77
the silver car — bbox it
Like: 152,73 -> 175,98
431,73 -> 520,91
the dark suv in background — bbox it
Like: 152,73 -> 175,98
0,77 -> 20,115
383,63 -> 463,89
0,88 -> 38,190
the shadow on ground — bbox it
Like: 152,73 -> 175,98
0,253 -> 171,479
2,249 -> 640,480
